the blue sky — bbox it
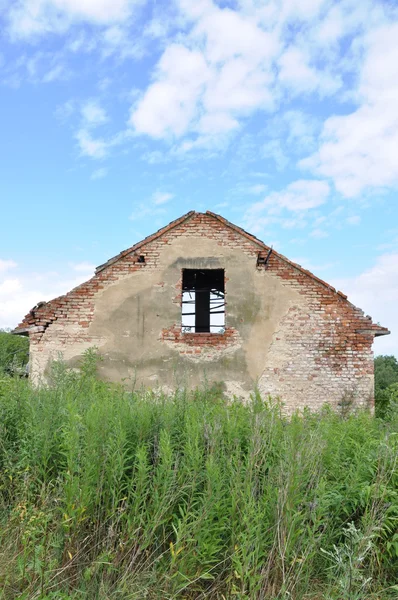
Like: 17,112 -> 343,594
0,0 -> 397,356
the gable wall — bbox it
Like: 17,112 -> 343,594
27,213 -> 375,411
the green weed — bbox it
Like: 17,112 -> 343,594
0,352 -> 397,599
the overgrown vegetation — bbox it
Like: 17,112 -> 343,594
0,351 -> 397,599
0,329 -> 29,376
375,355 -> 398,418
1,326 -> 397,418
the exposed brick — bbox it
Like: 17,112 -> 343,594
14,211 -> 388,412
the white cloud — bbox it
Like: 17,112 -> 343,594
331,252 -> 398,356
129,206 -> 166,222
5,0 -> 398,205
0,278 -> 22,296
129,2 -> 280,145
128,189 -> 174,221
141,150 -> 169,165
81,100 -> 108,127
249,172 -> 269,179
302,21 -> 398,197
55,99 -> 75,121
243,179 -> 330,234
194,6 -> 278,64
247,184 -> 267,195
91,167 -> 108,180
196,6 -> 278,117
100,25 -> 146,60
0,266 -> 96,330
346,215 -> 361,225
152,191 -> 174,206
262,140 -> 288,170
311,4 -> 346,46
259,180 -> 329,212
41,62 -> 68,82
74,124 -> 130,161
310,228 -> 329,239
203,58 -> 274,115
7,0 -> 143,38
280,216 -> 307,230
290,257 -> 337,273
2,50 -> 70,87
75,129 -> 108,159
0,282 -> 48,329
71,261 -> 96,272
97,77 -> 112,91
126,0 -> 393,159
127,0 -> 359,152
130,44 -> 210,139
278,46 -> 341,97
0,259 -> 17,273
282,110 -> 319,151
196,112 -> 239,135
65,30 -> 96,53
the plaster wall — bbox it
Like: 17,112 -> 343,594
26,213 -> 376,412
30,236 -> 303,397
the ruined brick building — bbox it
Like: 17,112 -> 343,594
14,211 -> 389,412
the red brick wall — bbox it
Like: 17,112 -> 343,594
21,212 -> 377,411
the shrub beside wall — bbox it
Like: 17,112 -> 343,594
375,355 -> 398,417
0,329 -> 29,375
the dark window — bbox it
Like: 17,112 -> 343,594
181,269 -> 225,333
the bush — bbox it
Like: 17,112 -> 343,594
375,355 -> 398,418
0,353 -> 397,599
0,328 -> 29,376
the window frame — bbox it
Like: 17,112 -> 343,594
181,268 -> 225,334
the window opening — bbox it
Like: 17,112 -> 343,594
181,269 -> 225,333
256,247 -> 272,268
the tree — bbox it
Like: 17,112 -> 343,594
0,329 -> 29,375
374,355 -> 398,418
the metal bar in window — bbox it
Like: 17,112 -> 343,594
210,303 -> 225,311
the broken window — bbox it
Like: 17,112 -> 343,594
181,269 -> 225,333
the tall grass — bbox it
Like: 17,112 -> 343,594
0,353 -> 397,599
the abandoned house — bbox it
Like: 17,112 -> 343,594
14,211 -> 389,412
